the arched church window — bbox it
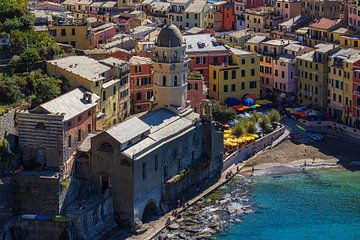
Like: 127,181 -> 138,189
98,142 -> 114,153
35,122 -> 46,130
163,76 -> 166,86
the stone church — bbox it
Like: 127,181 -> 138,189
88,23 -> 224,230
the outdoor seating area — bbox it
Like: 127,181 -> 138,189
285,106 -> 333,121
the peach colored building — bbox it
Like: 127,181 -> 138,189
129,56 -> 154,113
89,23 -> 118,48
275,0 -> 301,21
187,71 -> 207,113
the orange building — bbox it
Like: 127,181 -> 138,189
129,56 -> 154,113
223,2 -> 236,31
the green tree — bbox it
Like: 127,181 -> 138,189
20,48 -> 40,71
211,101 -> 236,124
268,109 -> 281,123
260,114 -> 272,132
0,74 -> 22,104
232,124 -> 246,137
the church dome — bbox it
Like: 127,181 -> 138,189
156,24 -> 183,47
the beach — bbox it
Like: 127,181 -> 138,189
240,135 -> 360,175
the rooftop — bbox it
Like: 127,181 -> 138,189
262,39 -> 299,46
106,117 -> 151,144
284,43 -> 310,52
184,34 -> 227,52
185,0 -> 207,13
309,18 -> 341,30
47,56 -> 111,82
129,56 -> 153,65
100,57 -> 127,67
229,47 -> 255,56
31,87 -> 99,121
246,35 -> 267,44
121,108 -> 199,159
330,48 -> 360,63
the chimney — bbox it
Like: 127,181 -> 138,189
83,92 -> 92,103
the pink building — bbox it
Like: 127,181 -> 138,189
273,43 -> 312,97
275,0 -> 301,21
89,23 -> 117,48
348,3 -> 359,31
187,72 -> 207,113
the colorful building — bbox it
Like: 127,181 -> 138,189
223,2 -> 235,31
274,0 -> 301,21
187,71 -> 207,113
272,43 -> 313,98
208,1 -> 225,31
234,0 -> 264,29
89,23 -> 118,48
129,56 -> 154,113
340,35 -> 360,49
305,18 -> 344,47
301,0 -> 344,20
352,63 -> 360,128
297,44 -> 339,111
184,34 -> 231,87
47,56 -> 130,128
209,48 -> 260,102
16,87 -> 99,169
48,22 -> 91,49
244,6 -> 284,33
328,48 -> 360,125
348,2 -> 359,31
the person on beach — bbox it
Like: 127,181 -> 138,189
304,160 -> 307,166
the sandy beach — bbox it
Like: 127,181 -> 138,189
240,135 -> 360,175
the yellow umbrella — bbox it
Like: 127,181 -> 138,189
224,129 -> 231,134
224,133 -> 231,138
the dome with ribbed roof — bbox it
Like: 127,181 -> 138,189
156,24 -> 183,47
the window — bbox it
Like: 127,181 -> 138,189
135,65 -> 142,73
231,84 -> 236,92
241,70 -> 246,77
174,51 -> 177,58
78,115 -> 82,122
68,135 -> 72,147
282,71 -> 285,78
213,84 -> 217,92
35,122 -> 46,130
78,129 -> 81,142
88,124 -> 91,133
251,58 -> 255,64
213,70 -> 216,79
102,91 -> 106,101
61,29 -> 66,36
154,155 -> 158,171
250,81 -> 257,89
163,163 -> 168,178
113,86 -> 116,95
241,82 -> 245,90
113,102 -> 116,112
232,70 -> 236,79
162,76 -> 166,86
174,76 -> 178,86
224,71 -> 228,80
275,69 -> 278,76
98,142 -> 114,152
224,85 -> 228,92
339,95 -> 342,103
251,69 -> 255,76
142,162 -> 147,179
242,59 -> 245,65
137,92 -> 142,100
72,28 -> 75,35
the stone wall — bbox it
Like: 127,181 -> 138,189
12,175 -> 60,215
0,110 -> 16,138
223,126 -> 286,171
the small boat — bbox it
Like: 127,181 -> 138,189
35,215 -> 51,221
296,124 -> 307,132
52,215 -> 70,222
21,214 -> 36,220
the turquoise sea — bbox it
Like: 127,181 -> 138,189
215,169 -> 360,240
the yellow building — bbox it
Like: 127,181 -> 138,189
327,48 -> 360,125
305,18 -> 343,47
296,44 -> 339,111
48,23 -> 91,50
244,7 -> 283,33
46,56 -> 130,128
209,48 -> 260,102
339,35 -> 360,49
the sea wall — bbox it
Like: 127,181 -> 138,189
300,120 -> 360,145
223,126 -> 286,171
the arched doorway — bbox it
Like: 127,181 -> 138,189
142,201 -> 158,223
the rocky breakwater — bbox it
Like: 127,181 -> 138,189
156,175 -> 254,240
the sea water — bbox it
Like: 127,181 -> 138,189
215,169 -> 360,240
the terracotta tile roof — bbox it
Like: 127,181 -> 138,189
309,18 -> 339,30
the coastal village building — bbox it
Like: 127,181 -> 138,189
327,48 -> 360,125
208,1 -> 226,31
46,56 -> 130,128
257,39 -> 299,97
352,65 -> 360,128
301,0 -> 344,20
168,0 -> 208,30
348,2 -> 360,31
297,43 -> 340,111
305,18 -> 344,47
129,56 -> 154,113
234,0 -> 264,30
274,0 -> 301,21
187,71 -> 207,113
88,23 -> 223,229
48,22 -> 91,49
244,6 -> 284,33
184,34 -> 231,86
209,48 -> 260,102
16,88 -> 99,171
